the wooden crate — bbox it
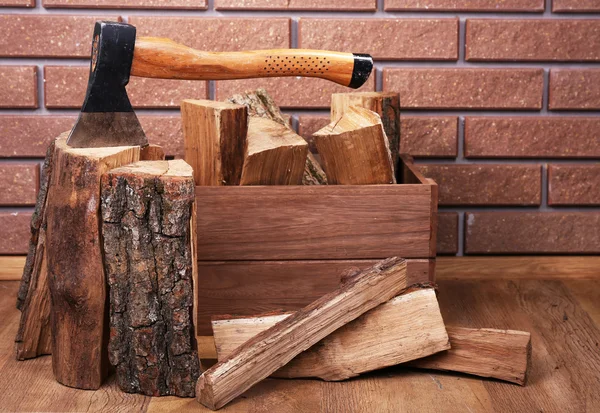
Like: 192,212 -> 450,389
194,155 -> 438,335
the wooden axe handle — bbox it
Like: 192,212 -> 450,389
130,37 -> 371,88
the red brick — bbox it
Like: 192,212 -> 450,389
548,165 -> 600,206
465,212 -> 600,254
549,69 -> 600,110
0,115 -> 183,157
400,116 -> 457,158
437,212 -> 458,255
466,19 -> 600,62
216,0 -> 375,10
129,17 -> 290,51
418,164 -> 541,206
466,117 -> 600,158
385,0 -> 543,11
215,75 -> 375,109
0,66 -> 38,108
0,0 -> 34,6
44,66 -> 208,109
0,15 -> 119,58
383,68 -> 543,110
0,212 -> 31,255
553,0 -> 600,12
299,18 -> 458,61
44,0 -> 206,8
0,164 -> 39,206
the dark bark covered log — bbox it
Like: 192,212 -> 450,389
101,160 -> 200,398
17,140 -> 55,311
227,88 -> 328,185
46,133 -> 140,390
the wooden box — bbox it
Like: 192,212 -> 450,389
194,155 -> 438,335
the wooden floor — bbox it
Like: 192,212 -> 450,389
1,259 -> 600,412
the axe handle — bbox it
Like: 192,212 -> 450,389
130,37 -> 372,89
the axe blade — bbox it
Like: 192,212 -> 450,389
67,21 -> 148,148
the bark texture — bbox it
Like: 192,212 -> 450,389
101,160 -> 200,398
227,88 -> 327,185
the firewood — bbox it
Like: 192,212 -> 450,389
211,287 -> 449,381
409,326 -> 532,385
331,92 -> 400,171
196,257 -> 408,410
240,116 -> 308,185
101,160 -> 200,397
227,88 -> 327,185
313,106 -> 396,185
45,133 -> 140,390
14,141 -> 55,360
140,144 -> 166,161
182,99 -> 248,186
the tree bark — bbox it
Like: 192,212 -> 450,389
331,92 -> 400,173
240,117 -> 308,185
46,133 -> 140,390
227,88 -> 327,185
101,160 -> 200,397
196,257 -> 408,410
211,287 -> 449,381
181,99 -> 247,186
314,106 -> 396,185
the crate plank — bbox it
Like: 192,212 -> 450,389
195,258 -> 434,335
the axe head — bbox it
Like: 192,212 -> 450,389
67,21 -> 147,148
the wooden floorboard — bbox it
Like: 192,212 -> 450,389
2,265 -> 600,412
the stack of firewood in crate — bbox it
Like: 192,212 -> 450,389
14,89 -> 532,411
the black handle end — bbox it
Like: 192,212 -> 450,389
348,53 -> 373,89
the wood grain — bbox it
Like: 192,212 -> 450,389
182,99 -> 247,186
195,258 -> 434,335
196,257 -> 408,410
196,184 -> 434,260
46,134 -> 140,390
131,38 -> 358,87
314,106 -> 396,185
211,288 -> 449,381
240,117 -> 308,185
409,326 -> 531,385
0,256 -> 26,281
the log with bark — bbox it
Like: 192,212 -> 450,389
196,257 -> 408,410
240,116 -> 308,185
331,92 -> 400,172
101,160 -> 200,397
314,106 -> 396,185
227,88 -> 328,185
45,133 -> 140,390
14,141 -> 55,360
181,99 -> 247,186
211,287 -> 449,381
409,327 -> 532,385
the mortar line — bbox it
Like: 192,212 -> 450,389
457,211 -> 465,256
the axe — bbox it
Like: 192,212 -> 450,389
68,21 -> 374,148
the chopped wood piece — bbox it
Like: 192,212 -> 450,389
240,117 -> 308,185
409,327 -> 532,385
196,257 -> 408,410
314,106 -> 396,185
15,140 -> 55,360
140,144 -> 166,161
182,99 -> 248,186
227,88 -> 327,185
17,140 -> 55,311
101,160 -> 200,397
46,133 -> 140,390
211,287 -> 449,381
331,92 -> 400,171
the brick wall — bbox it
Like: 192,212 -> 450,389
0,0 -> 599,256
